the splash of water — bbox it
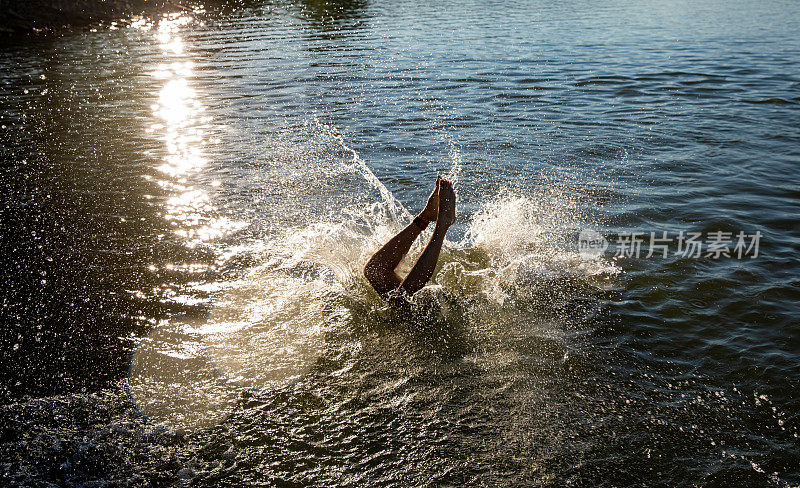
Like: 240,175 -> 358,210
129,119 -> 620,431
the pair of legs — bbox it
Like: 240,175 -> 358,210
364,176 -> 456,299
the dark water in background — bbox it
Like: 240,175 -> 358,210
1,0 -> 799,486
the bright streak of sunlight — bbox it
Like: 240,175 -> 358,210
131,13 -> 251,434
147,15 -> 247,249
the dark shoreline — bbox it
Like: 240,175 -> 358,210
0,0 -> 202,34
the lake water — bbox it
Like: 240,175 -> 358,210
1,0 -> 799,486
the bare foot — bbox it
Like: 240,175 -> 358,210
418,175 -> 441,223
437,179 -> 456,227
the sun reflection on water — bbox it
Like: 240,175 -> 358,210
147,14 -> 246,248
129,14 -> 247,433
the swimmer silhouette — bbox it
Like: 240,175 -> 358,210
364,176 -> 455,301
